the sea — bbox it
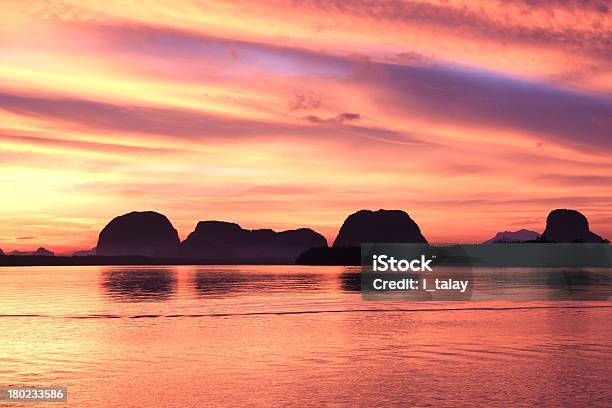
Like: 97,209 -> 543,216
0,265 -> 610,407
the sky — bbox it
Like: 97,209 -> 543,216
1,0 -> 611,254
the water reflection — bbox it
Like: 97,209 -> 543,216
1,265 -> 611,407
194,269 -> 321,297
339,270 -> 361,292
467,268 -> 611,300
343,266 -> 611,301
102,268 -> 177,302
546,269 -> 612,301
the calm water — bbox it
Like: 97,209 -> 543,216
0,265 -> 610,407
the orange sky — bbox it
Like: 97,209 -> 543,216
1,0 -> 611,254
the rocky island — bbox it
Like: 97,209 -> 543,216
297,209 -> 428,265
97,211 -> 180,257
333,209 -> 428,246
484,229 -> 541,243
0,208 -> 608,267
180,220 -> 327,262
541,209 -> 606,243
9,247 -> 55,256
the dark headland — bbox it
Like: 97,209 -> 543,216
0,208 -> 608,266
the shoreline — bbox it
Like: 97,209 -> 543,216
0,256 -> 303,267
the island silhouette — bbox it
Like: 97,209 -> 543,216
0,208 -> 608,266
297,209 -> 427,265
484,229 -> 540,243
179,220 -> 326,262
333,209 -> 427,246
73,248 -> 97,257
97,211 -> 180,257
541,209 -> 605,243
7,247 -> 55,257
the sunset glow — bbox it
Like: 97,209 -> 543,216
1,0 -> 611,254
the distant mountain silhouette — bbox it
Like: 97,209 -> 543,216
180,221 -> 327,261
484,229 -> 541,243
333,209 -> 427,246
97,211 -> 180,257
73,247 -> 97,257
9,247 -> 54,256
541,209 -> 606,243
0,248 -> 4,256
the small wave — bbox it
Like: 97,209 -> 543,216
185,304 -> 612,318
0,304 -> 609,320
